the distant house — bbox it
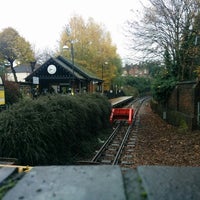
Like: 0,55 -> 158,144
122,64 -> 149,77
5,64 -> 39,82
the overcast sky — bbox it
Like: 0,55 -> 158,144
0,0 -> 146,63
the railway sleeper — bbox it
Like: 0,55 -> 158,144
126,141 -> 136,145
123,154 -> 133,158
104,153 -> 115,157
103,155 -> 115,160
111,143 -> 120,147
101,160 -> 112,164
126,149 -> 134,152
126,144 -> 136,148
107,147 -> 118,151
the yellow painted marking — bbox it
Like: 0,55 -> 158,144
0,164 -> 32,173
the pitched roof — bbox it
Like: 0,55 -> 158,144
25,56 -> 102,82
56,56 -> 101,81
7,65 -> 32,73
52,57 -> 85,80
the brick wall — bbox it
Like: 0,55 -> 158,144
166,81 -> 199,130
178,84 -> 195,115
168,86 -> 178,110
168,81 -> 197,116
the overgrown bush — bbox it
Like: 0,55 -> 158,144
4,80 -> 21,105
0,94 -> 111,165
151,70 -> 177,104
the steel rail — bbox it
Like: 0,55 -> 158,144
91,123 -> 121,162
112,123 -> 133,165
91,97 -> 149,165
112,103 -> 140,165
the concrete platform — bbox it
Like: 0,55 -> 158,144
0,167 -> 16,183
2,165 -> 126,200
109,96 -> 133,107
137,166 -> 200,200
1,165 -> 200,200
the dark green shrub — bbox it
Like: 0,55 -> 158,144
0,94 -> 111,165
4,80 -> 21,105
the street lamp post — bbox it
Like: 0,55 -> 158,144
70,41 -> 74,65
70,41 -> 75,95
101,62 -> 108,94
63,41 -> 74,65
63,41 -> 75,95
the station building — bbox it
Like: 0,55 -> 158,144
25,56 -> 103,95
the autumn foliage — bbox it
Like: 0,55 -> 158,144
59,15 -> 122,91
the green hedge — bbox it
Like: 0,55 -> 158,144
0,94 -> 111,165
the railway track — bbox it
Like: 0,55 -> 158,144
91,97 -> 147,166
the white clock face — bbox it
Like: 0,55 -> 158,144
47,65 -> 57,74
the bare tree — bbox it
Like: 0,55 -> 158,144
35,47 -> 55,65
126,0 -> 200,80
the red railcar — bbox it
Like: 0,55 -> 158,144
109,108 -> 134,125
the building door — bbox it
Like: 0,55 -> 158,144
60,83 -> 71,94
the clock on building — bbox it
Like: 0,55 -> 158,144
47,65 -> 57,74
